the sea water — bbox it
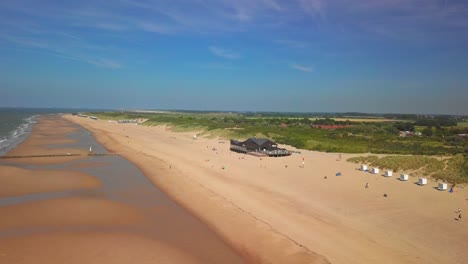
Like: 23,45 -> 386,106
0,108 -> 107,156
0,109 -> 37,156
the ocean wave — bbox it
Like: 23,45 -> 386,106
0,115 -> 36,156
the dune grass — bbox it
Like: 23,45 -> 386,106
347,154 -> 468,184
86,111 -> 466,156
87,111 -> 468,183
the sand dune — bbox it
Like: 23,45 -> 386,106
67,115 -> 468,264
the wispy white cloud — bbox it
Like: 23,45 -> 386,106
53,52 -> 123,69
1,0 -> 468,72
299,0 -> 326,17
86,58 -> 123,69
209,46 -> 240,59
261,0 -> 282,11
290,63 -> 314,72
1,35 -> 50,49
2,0 -> 467,40
0,34 -> 123,69
341,0 -> 468,39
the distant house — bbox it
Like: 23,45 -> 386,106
118,119 -> 138,124
230,138 -> 290,157
399,131 -> 414,137
117,118 -> 146,124
458,134 -> 468,138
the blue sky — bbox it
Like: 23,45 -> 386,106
1,0 -> 467,114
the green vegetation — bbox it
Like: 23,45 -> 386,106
347,155 -> 468,184
458,121 -> 468,127
86,111 -> 468,183
414,118 -> 457,127
86,111 -> 467,155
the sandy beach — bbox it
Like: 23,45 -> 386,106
67,115 -> 468,264
0,116 -> 247,264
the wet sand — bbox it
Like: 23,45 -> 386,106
0,232 -> 208,264
0,165 -> 101,197
0,116 -> 246,264
66,115 -> 468,264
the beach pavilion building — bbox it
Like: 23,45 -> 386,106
230,138 -> 290,157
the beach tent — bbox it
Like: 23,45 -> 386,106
418,178 -> 428,186
371,168 -> 380,174
385,170 -> 393,177
360,165 -> 368,171
336,172 -> 342,176
400,174 -> 409,181
438,182 -> 448,191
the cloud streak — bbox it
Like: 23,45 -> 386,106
299,0 -> 326,17
0,33 -> 123,69
290,63 -> 314,72
2,1 -> 468,40
209,46 -> 240,59
1,0 -> 468,70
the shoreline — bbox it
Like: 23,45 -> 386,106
0,115 -> 247,264
66,116 -> 330,263
66,115 -> 468,264
0,115 -> 37,157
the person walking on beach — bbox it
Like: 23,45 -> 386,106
365,182 -> 369,189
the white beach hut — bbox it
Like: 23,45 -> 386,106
438,182 -> 448,191
418,177 -> 428,186
385,170 -> 393,177
400,174 -> 409,181
360,164 -> 368,171
372,168 -> 380,174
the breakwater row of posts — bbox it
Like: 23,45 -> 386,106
0,153 -> 117,159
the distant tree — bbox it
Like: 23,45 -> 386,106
393,122 -> 414,132
300,117 -> 311,124
414,117 -> 457,127
422,127 -> 433,137
313,118 -> 335,125
435,126 -> 447,137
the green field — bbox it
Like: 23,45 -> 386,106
458,121 -> 468,127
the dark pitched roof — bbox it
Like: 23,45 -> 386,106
248,138 -> 270,146
230,139 -> 243,145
